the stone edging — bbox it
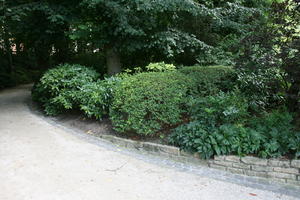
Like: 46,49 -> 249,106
97,134 -> 300,187
210,156 -> 300,186
26,95 -> 300,188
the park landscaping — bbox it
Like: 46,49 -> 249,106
31,62 -> 300,160
1,0 -> 300,161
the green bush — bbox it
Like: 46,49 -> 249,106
32,64 -> 99,115
169,122 -> 262,159
289,133 -> 300,159
169,108 -> 300,159
178,65 -> 236,97
145,62 -> 176,72
110,72 -> 191,136
236,68 -> 285,111
169,91 -> 252,159
78,76 -> 122,119
248,109 -> 299,158
188,91 -> 249,126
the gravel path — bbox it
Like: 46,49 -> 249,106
0,85 -> 299,200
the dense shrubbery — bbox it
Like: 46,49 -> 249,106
169,122 -> 263,159
110,72 -> 191,136
236,68 -> 286,111
32,62 -> 299,159
169,107 -> 300,159
168,66 -> 300,159
187,91 -> 249,126
78,76 -> 121,119
109,65 -> 238,136
32,64 -> 99,115
178,65 -> 236,96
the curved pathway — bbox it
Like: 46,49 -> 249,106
0,85 -> 299,200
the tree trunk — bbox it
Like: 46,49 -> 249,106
106,46 -> 121,75
286,81 -> 300,113
34,43 -> 51,69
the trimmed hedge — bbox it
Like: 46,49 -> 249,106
178,65 -> 236,96
110,72 -> 192,136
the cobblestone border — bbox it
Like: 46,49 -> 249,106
97,135 -> 300,187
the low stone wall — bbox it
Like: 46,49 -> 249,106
33,94 -> 300,188
47,119 -> 300,188
209,155 -> 300,186
98,134 -> 300,187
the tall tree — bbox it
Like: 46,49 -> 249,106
70,0 -> 213,75
236,0 -> 300,112
0,0 -> 73,69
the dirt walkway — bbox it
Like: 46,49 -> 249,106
0,85 -> 299,200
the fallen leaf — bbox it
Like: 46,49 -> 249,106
249,193 -> 257,196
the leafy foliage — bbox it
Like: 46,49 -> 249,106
169,122 -> 262,159
236,0 -> 300,112
178,65 -> 236,96
169,108 -> 300,159
187,91 -> 249,126
247,109 -> 299,158
32,64 -> 99,115
78,76 -> 121,119
0,0 -> 271,81
236,68 -> 286,111
145,62 -> 176,72
110,72 -> 191,136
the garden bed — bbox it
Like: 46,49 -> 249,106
37,106 -> 300,188
30,63 -> 300,187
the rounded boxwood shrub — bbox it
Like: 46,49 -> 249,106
110,71 -> 192,136
32,64 -> 99,115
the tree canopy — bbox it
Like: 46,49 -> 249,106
1,0 -> 267,74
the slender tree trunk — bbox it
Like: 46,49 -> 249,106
34,41 -> 51,69
106,46 -> 121,75
286,81 -> 300,113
